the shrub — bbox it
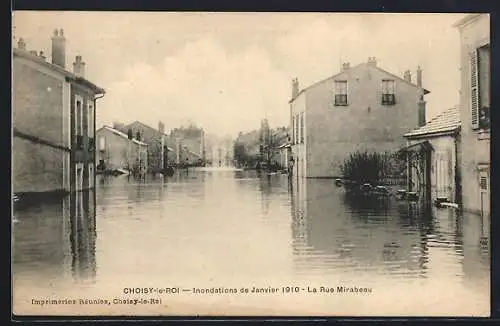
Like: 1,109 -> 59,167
340,150 -> 403,185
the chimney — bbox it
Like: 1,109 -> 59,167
158,121 -> 165,134
17,38 -> 26,51
342,62 -> 350,71
416,65 -> 422,88
418,95 -> 426,127
367,56 -> 377,67
291,78 -> 299,99
72,55 -> 85,77
51,28 -> 66,68
403,70 -> 412,82
29,50 -> 38,56
39,51 -> 46,61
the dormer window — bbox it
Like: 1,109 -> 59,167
381,79 -> 396,105
334,81 -> 348,106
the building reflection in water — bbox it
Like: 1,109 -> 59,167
289,177 -> 490,283
12,190 -> 97,285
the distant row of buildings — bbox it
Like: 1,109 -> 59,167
95,121 -> 205,175
12,29 -> 205,197
286,14 -> 490,217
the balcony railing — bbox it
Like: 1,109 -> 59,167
479,106 -> 490,130
381,94 -> 396,105
88,138 -> 95,152
76,135 -> 84,150
335,94 -> 348,106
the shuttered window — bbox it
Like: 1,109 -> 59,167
470,50 -> 479,129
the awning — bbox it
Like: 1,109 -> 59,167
398,140 -> 433,153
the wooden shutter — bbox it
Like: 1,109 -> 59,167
470,50 -> 479,129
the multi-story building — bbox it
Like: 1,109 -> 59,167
13,29 -> 105,197
454,14 -> 490,217
289,57 -> 430,178
96,126 -> 148,175
169,124 -> 205,163
119,121 -> 171,173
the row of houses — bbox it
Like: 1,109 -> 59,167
95,121 -> 205,175
12,29 -> 206,198
286,14 -> 490,218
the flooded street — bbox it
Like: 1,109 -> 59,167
12,169 -> 490,316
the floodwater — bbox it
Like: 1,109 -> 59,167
12,168 -> 490,316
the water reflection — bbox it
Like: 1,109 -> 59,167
289,178 -> 490,283
12,169 -> 489,309
13,190 -> 96,284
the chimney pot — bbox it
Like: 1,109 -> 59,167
73,55 -> 86,78
39,51 -> 46,60
342,62 -> 350,70
416,65 -> 423,88
29,50 -> 38,56
367,56 -> 377,66
51,27 -> 66,68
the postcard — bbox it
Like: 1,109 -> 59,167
12,11 -> 490,317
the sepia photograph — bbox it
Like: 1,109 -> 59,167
11,11 -> 490,317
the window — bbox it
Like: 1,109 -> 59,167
75,163 -> 84,191
88,102 -> 94,136
76,99 -> 82,136
295,114 -> 300,144
75,97 -> 84,150
88,137 -> 95,152
99,136 -> 106,151
300,113 -> 304,143
334,81 -> 348,106
381,79 -> 396,105
471,44 -> 490,130
88,164 -> 94,189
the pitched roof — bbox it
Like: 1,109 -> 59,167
289,62 -> 430,103
13,48 -> 105,94
404,106 -> 460,138
98,126 -> 148,146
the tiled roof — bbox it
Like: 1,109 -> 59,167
100,126 -> 148,146
404,106 -> 460,138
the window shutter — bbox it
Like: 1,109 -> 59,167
470,50 -> 479,129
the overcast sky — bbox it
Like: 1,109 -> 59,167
13,11 -> 466,138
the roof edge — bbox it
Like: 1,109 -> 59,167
452,14 -> 484,28
290,62 -> 430,103
404,126 -> 460,139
